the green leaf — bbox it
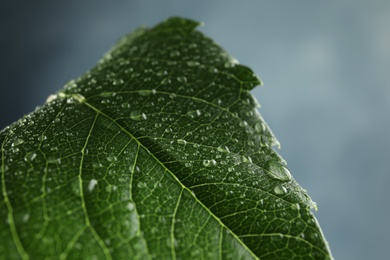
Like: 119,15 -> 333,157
0,17 -> 332,259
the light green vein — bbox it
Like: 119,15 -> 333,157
128,143 -> 151,258
77,113 -> 112,259
78,97 -> 259,260
170,189 -> 183,259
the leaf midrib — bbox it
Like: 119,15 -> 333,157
70,94 -> 260,259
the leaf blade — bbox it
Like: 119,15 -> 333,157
0,17 -> 332,259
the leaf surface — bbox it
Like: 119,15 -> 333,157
0,17 -> 332,259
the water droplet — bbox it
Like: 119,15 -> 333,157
186,61 -> 200,67
93,162 -> 102,168
202,159 -> 217,167
265,161 -> 292,182
274,184 -> 287,195
137,182 -> 146,189
38,135 -> 47,141
24,152 -> 37,162
88,179 -> 98,192
106,154 -> 117,162
65,79 -> 77,90
22,213 -> 30,223
170,50 -> 180,57
126,202 -> 134,211
12,139 -> 24,147
310,201 -> 318,211
130,111 -> 147,121
113,79 -> 124,85
176,76 -> 187,83
121,102 -> 130,108
161,78 -> 171,85
46,94 -> 58,103
156,70 -> 168,77
177,139 -> 187,145
186,110 -> 202,118
255,122 -> 266,132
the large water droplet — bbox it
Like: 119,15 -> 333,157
202,159 -> 217,167
24,152 -> 37,162
274,184 -> 287,195
177,139 -> 187,145
176,76 -> 187,83
186,61 -> 200,67
12,139 -> 24,147
121,102 -> 130,109
22,213 -> 30,223
265,161 -> 292,182
126,202 -> 134,211
186,110 -> 202,118
107,154 -> 117,162
88,179 -> 98,192
130,111 -> 147,121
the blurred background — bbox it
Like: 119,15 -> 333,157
1,0 -> 389,259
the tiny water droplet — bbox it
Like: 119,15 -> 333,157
24,152 -> 37,162
176,76 -> 187,83
186,61 -> 200,67
137,182 -> 146,188
170,50 -> 181,57
130,111 -> 147,121
186,110 -> 202,118
202,159 -> 217,167
126,202 -> 134,211
12,139 -> 24,147
255,122 -> 266,132
38,135 -> 47,141
113,79 -> 124,85
161,78 -> 171,85
310,201 -> 318,211
46,94 -> 58,103
106,154 -> 117,162
156,70 -> 168,77
121,102 -> 130,108
177,139 -> 187,145
93,162 -> 102,168
22,214 -> 30,223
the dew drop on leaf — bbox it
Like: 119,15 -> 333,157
177,139 -> 187,145
176,76 -> 187,83
24,152 -> 37,162
121,102 -> 130,109
274,184 -> 287,195
186,61 -> 200,67
22,214 -> 30,223
106,154 -> 117,162
130,111 -> 147,121
126,202 -> 134,211
266,161 -> 292,182
88,179 -> 98,192
202,159 -> 217,167
12,139 -> 24,147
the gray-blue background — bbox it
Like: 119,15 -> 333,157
1,1 -> 389,259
